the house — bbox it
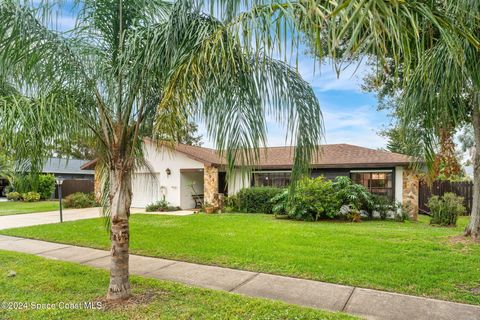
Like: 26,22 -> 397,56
81,139 -> 420,217
43,158 -> 95,198
0,158 -> 95,198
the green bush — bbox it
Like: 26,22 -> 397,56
332,176 -> 374,212
288,176 -> 341,221
236,187 -> 284,213
145,199 -> 169,212
22,192 -> 40,202
270,189 -> 289,215
12,174 -> 36,194
371,195 -> 395,220
38,174 -> 56,199
429,192 -> 465,226
6,191 -> 21,201
64,192 -> 98,209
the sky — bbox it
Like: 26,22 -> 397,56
51,3 -> 392,151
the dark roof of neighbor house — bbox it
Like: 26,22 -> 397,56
43,158 -> 95,175
81,141 -> 413,170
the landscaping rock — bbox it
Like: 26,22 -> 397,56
359,210 -> 369,218
339,205 -> 351,216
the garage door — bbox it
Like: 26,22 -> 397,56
131,173 -> 160,208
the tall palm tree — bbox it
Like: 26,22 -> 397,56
399,0 -> 480,239
0,0 -> 322,300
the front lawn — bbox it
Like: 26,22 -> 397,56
2,213 -> 480,305
0,201 -> 59,216
0,250 -> 354,320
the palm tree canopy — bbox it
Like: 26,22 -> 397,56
399,0 -> 479,167
0,0 -> 323,185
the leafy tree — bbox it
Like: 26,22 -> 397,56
0,0 -> 322,300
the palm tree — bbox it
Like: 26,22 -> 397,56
1,0 -> 474,301
399,0 -> 480,239
0,0 -> 322,300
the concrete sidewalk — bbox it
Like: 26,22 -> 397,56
0,207 -> 194,230
0,235 -> 478,320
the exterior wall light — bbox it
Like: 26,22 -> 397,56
166,168 -> 171,176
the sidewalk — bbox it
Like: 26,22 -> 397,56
0,207 -> 194,230
0,235 -> 479,320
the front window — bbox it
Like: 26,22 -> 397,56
252,171 -> 291,188
350,171 -> 394,200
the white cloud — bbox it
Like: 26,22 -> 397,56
297,57 -> 372,93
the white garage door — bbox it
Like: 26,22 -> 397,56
131,173 -> 160,208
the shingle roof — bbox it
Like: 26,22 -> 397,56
43,158 -> 95,175
159,141 -> 413,168
81,142 -> 414,170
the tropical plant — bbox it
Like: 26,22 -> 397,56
288,176 -> 340,221
0,0 -> 322,300
145,199 -> 170,212
332,176 -> 373,212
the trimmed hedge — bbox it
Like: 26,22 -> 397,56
235,187 -> 284,214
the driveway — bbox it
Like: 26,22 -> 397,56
0,207 -> 194,230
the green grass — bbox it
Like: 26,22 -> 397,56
0,201 -> 60,216
0,250 -> 354,320
2,213 -> 480,305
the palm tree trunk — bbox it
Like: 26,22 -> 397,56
107,168 -> 132,300
464,108 -> 480,240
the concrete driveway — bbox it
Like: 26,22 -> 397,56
0,207 -> 194,230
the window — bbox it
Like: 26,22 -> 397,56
252,171 -> 291,188
350,171 -> 394,200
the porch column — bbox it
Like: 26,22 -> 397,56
402,168 -> 419,221
204,165 -> 218,205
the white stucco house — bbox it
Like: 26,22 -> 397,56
81,138 -> 419,216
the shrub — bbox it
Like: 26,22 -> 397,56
64,192 -> 98,209
332,176 -> 373,212
12,174 -> 36,194
429,192 -> 465,226
288,177 -> 341,221
224,195 -> 238,209
393,202 -> 410,222
22,192 -> 40,202
371,195 -> 395,220
145,199 -> 169,212
236,187 -> 284,213
6,192 -> 21,201
38,174 -> 56,200
270,189 -> 289,215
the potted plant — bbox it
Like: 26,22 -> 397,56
204,202 -> 216,214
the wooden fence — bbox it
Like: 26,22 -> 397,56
418,180 -> 473,215
54,179 -> 94,198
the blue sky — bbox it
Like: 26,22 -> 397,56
51,3 -> 391,150
264,57 -> 390,149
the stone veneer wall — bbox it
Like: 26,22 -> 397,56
402,168 -> 419,220
204,165 -> 218,206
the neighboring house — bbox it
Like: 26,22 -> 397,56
0,158 -> 95,198
43,158 -> 95,198
81,139 -> 420,217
